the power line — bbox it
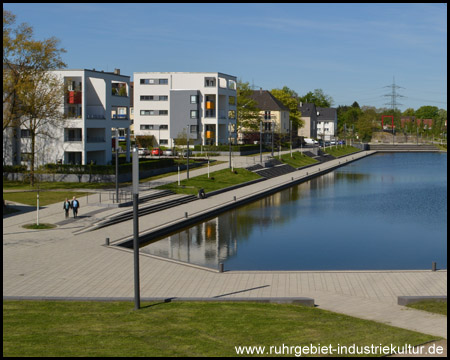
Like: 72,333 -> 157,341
383,76 -> 405,110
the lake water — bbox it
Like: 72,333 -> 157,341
140,152 -> 447,271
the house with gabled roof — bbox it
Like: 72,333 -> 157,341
298,102 -> 318,139
238,89 -> 290,144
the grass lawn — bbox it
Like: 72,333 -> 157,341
3,180 -> 114,191
3,300 -> 439,357
3,191 -> 90,207
280,151 -> 319,168
406,301 -> 447,316
156,168 -> 262,196
3,161 -> 226,192
323,145 -> 361,158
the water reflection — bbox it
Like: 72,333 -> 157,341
140,153 -> 447,270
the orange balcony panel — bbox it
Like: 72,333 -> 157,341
206,131 -> 215,139
67,91 -> 82,104
206,101 -> 215,110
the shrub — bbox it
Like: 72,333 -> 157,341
3,165 -> 28,173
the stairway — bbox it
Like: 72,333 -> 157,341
254,163 -> 297,179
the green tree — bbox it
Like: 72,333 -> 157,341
356,108 -> 377,142
236,79 -> 261,133
415,106 -> 439,120
270,86 -> 303,130
3,10 -> 66,131
402,108 -> 416,117
4,10 -> 67,186
299,89 -> 334,108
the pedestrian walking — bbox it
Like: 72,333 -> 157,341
63,198 -> 71,219
71,196 -> 80,218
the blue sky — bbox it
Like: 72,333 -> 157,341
5,3 -> 447,111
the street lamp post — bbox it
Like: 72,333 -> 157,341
229,122 -> 232,169
290,120 -> 293,158
260,120 -> 262,164
158,125 -> 161,159
271,119 -> 274,157
115,128 -> 119,203
132,146 -> 140,310
186,125 -> 190,180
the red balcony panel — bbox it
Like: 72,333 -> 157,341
67,91 -> 82,104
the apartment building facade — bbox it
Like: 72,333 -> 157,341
3,68 -> 131,167
133,72 -> 237,147
316,107 -> 337,141
298,102 -> 318,139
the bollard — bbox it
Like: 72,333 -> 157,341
432,261 -> 437,271
292,177 -> 294,181
105,237 -> 110,246
233,196 -> 236,201
185,212 -> 188,218
219,263 -> 224,273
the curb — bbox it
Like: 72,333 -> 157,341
3,296 -> 315,306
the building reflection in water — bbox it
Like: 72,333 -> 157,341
139,170 -> 371,270
139,214 -> 239,269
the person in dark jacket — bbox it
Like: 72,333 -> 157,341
71,196 -> 80,218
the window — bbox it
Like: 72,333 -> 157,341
140,95 -> 154,101
190,95 -> 198,104
140,125 -> 154,130
159,95 -> 168,101
159,139 -> 168,145
228,96 -> 236,105
159,125 -> 168,130
140,110 -> 156,116
140,110 -> 168,116
190,125 -> 198,133
228,110 -> 236,119
190,110 -> 198,119
140,78 -> 167,85
205,77 -> 216,87
140,79 -> 154,84
20,129 -> 31,138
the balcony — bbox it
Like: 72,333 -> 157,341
112,114 -> 129,120
205,110 -> 216,118
67,91 -> 82,104
86,136 -> 105,143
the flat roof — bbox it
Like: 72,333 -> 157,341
53,68 -> 130,79
133,71 -> 236,79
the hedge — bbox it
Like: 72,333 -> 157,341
2,165 -> 28,173
193,144 -> 264,152
30,158 -> 176,175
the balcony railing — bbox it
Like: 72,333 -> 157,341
112,114 -> 129,120
64,137 -> 82,142
86,137 -> 105,143
87,114 -> 105,119
205,110 -> 216,118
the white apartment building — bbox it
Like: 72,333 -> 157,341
316,107 -> 338,142
3,68 -> 131,167
133,72 -> 237,147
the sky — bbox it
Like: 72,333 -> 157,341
4,3 -> 447,111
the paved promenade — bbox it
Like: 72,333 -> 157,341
3,151 -> 447,341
